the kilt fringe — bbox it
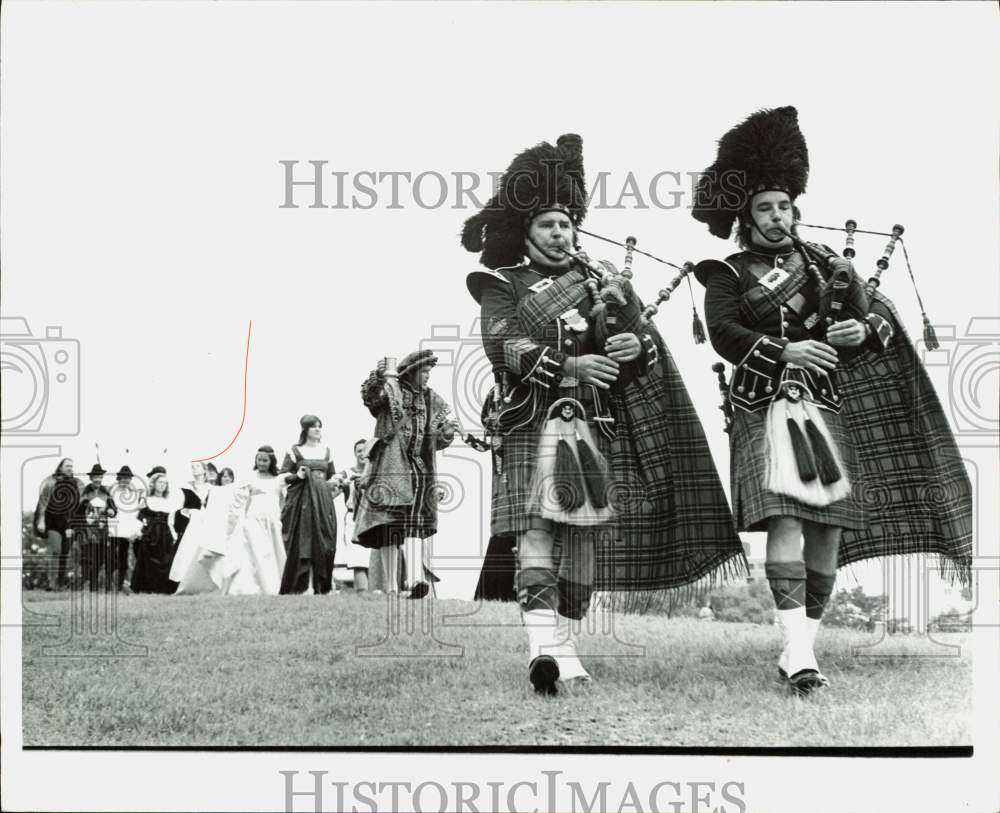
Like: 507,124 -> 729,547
939,555 -> 972,588
591,552 -> 749,615
840,551 -> 972,591
486,272 -> 746,605
836,293 -> 973,579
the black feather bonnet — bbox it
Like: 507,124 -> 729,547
691,106 -> 809,240
461,134 -> 587,270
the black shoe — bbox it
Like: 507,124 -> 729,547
788,669 -> 825,697
408,582 -> 430,600
780,666 -> 830,687
529,655 -> 559,696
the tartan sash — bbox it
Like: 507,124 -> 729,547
516,267 -> 589,340
737,252 -> 811,325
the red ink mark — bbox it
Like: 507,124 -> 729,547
191,320 -> 252,463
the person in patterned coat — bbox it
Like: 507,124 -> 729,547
692,106 -> 972,695
353,350 -> 456,599
462,133 -> 745,695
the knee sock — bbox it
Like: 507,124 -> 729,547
403,537 -> 423,589
805,569 -> 837,620
765,560 -> 807,609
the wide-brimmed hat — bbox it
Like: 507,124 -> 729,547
397,349 -> 439,379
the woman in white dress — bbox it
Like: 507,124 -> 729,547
170,462 -> 234,594
334,439 -> 372,592
223,446 -> 287,595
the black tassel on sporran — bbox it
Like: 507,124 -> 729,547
786,418 -> 817,482
575,437 -> 610,508
554,438 -> 586,511
804,419 -> 842,485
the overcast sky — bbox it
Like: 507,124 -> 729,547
2,2 -> 997,601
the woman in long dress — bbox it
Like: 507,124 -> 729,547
169,463 -> 227,594
334,439 -> 372,592
279,415 -> 339,595
223,446 -> 287,595
133,472 -> 179,594
173,463 -> 212,545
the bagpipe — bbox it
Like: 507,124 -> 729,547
465,229 -> 706,455
558,228 -> 706,346
795,220 -> 937,349
519,232 -> 706,521
723,220 -> 937,508
710,219 -> 938,433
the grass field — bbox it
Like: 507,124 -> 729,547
21,591 -> 970,748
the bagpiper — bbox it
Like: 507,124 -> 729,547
462,133 -> 745,695
692,106 -> 972,695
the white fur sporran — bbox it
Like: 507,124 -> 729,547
764,389 -> 851,508
529,397 -> 614,526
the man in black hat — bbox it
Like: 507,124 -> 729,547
79,464 -> 117,590
81,464 -> 116,511
353,350 -> 456,599
462,134 -> 744,695
108,466 -> 140,591
692,106 -> 972,695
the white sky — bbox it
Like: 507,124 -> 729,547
2,2 -> 998,603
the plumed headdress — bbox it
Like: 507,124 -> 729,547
461,134 -> 587,270
692,106 -> 809,240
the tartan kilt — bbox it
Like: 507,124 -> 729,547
836,301 -> 972,580
490,381 -> 613,538
491,336 -> 745,594
355,467 -> 438,549
730,402 -> 867,532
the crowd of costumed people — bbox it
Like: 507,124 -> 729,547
30,351 -> 463,600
